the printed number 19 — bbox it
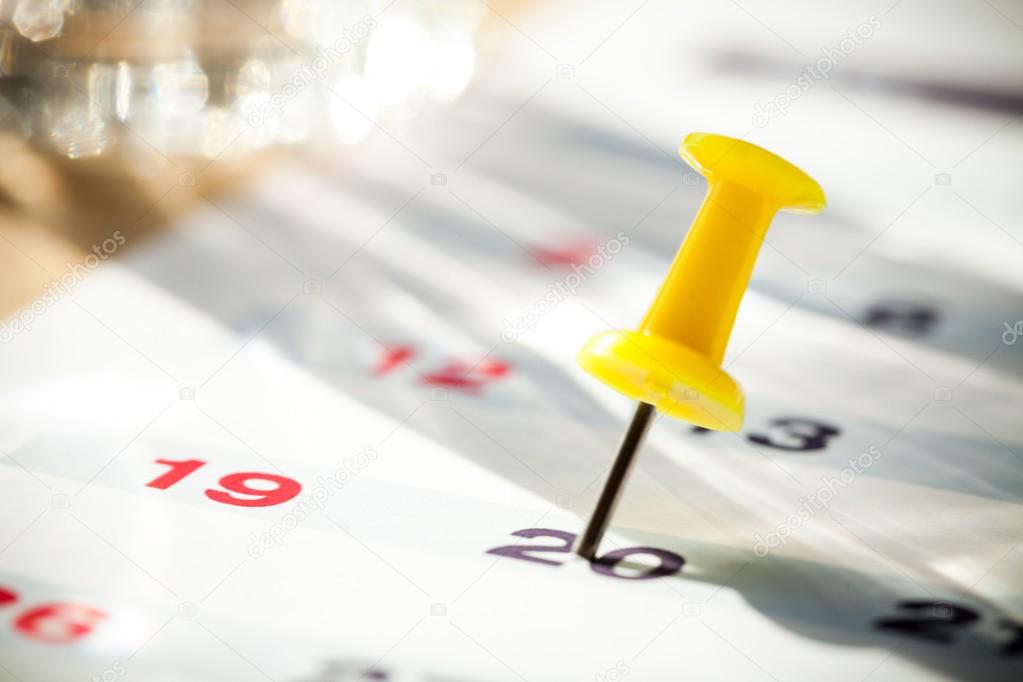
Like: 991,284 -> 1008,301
145,459 -> 301,508
146,459 -> 206,489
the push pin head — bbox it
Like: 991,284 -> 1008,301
679,132 -> 825,215
578,133 -> 825,432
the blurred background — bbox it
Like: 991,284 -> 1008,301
1,0 -> 1020,318
0,0 -> 491,314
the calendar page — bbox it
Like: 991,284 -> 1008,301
1,1 -> 1021,680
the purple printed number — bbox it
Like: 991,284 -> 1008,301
485,528 -> 575,566
486,528 -> 684,580
590,547 -> 685,580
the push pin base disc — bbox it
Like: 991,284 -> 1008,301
578,330 -> 743,431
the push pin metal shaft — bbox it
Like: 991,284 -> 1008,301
574,132 -> 825,559
575,402 -> 654,560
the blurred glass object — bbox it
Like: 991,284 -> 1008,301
0,0 -> 485,170
13,0 -> 71,43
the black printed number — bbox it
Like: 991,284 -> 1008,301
875,600 -> 979,643
747,418 -> 841,452
864,300 -> 939,337
691,417 -> 841,452
876,600 -> 1023,657
999,620 -> 1023,656
486,528 -> 684,580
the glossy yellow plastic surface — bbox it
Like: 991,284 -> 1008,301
578,132 -> 825,431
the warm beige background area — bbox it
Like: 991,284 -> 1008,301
0,135 -> 278,315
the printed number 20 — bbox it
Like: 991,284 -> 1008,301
486,528 -> 684,580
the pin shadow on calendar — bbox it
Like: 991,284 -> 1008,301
0,1 -> 1021,681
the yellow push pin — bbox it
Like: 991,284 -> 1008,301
574,132 -> 825,560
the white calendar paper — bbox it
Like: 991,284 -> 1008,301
1,1 -> 1021,680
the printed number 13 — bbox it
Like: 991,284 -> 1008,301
145,459 -> 301,508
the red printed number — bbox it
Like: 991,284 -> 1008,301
14,603 -> 107,643
421,359 -> 509,393
146,459 -> 206,489
375,345 -> 415,375
0,586 -> 106,644
376,346 -> 510,394
146,459 -> 301,508
205,473 -> 302,507
531,242 -> 596,267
